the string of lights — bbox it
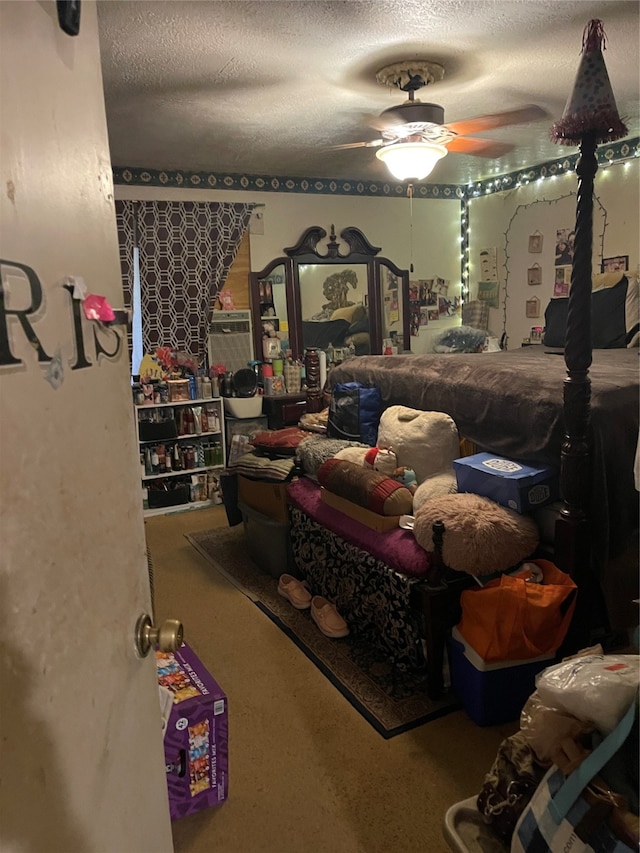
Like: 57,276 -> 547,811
460,156 -> 632,346
460,198 -> 470,304
462,139 -> 638,199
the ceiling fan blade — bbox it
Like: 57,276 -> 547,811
445,136 -> 514,158
328,139 -> 384,150
364,112 -> 403,133
446,105 -> 547,137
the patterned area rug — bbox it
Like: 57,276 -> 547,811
186,525 -> 459,738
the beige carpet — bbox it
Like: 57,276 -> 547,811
147,508 -> 517,853
186,524 -> 459,738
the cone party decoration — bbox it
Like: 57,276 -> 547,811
551,19 -> 627,145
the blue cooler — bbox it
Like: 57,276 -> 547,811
448,627 -> 555,726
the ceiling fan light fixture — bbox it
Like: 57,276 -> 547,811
375,141 -> 447,181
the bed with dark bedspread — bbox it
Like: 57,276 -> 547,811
329,347 -> 639,576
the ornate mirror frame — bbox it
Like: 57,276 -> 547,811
250,225 -> 410,361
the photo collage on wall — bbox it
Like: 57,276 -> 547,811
477,247 -> 499,309
602,255 -> 629,273
554,265 -> 571,297
409,278 -> 458,335
552,226 -> 574,299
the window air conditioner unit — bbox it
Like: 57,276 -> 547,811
208,310 -> 254,374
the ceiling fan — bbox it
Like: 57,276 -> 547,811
333,61 -> 547,180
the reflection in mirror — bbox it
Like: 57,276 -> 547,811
299,263 -> 371,355
380,263 -> 403,351
257,264 -> 290,359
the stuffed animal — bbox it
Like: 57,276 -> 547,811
364,447 -> 418,494
363,446 -> 398,476
393,466 -> 418,494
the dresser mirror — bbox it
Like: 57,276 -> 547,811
298,261 -> 371,356
250,256 -> 296,361
250,225 -> 410,361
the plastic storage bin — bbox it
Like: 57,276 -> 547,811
448,627 -> 554,726
148,484 -> 190,508
238,500 -> 295,579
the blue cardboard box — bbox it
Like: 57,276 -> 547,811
453,452 -> 558,513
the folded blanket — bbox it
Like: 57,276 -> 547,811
231,450 -> 297,482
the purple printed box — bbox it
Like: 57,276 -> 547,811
156,643 -> 228,821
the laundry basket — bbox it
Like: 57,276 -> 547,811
443,796 -> 507,852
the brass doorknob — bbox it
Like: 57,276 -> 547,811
135,613 -> 184,657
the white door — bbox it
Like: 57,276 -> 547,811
0,2 -> 173,850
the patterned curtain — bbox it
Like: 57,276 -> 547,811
133,201 -> 254,363
114,200 -> 136,364
116,201 -> 255,361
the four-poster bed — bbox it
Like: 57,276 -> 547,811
328,19 -> 637,649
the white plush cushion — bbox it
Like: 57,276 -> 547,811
333,446 -> 369,466
412,472 -> 458,512
376,406 -> 460,485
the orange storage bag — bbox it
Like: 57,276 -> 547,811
457,559 -> 577,663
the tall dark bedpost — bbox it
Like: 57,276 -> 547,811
554,132 -> 596,575
550,19 -> 627,642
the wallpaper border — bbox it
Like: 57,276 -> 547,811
113,137 -> 639,199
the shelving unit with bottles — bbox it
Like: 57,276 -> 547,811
135,397 -> 226,517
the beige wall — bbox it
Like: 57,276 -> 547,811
114,185 -> 462,353
115,156 -> 638,353
467,159 -> 639,347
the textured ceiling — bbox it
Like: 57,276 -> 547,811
97,0 -> 640,186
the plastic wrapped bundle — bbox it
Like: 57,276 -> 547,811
431,324 -> 488,353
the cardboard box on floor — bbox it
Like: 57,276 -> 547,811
237,474 -> 289,523
156,643 -> 228,821
320,487 -> 401,532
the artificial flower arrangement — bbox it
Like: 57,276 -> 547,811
154,346 -> 199,378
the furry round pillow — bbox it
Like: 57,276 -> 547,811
413,493 -> 539,575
